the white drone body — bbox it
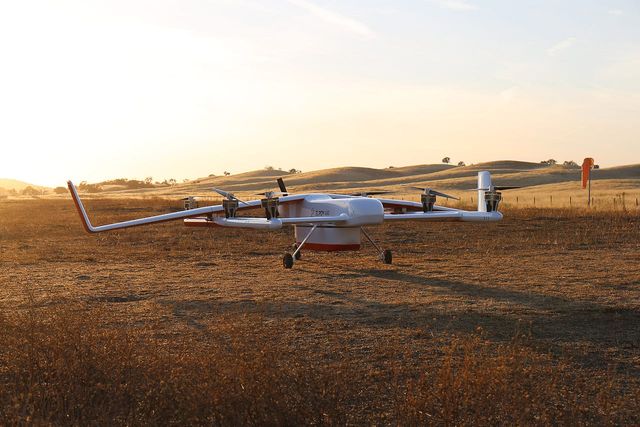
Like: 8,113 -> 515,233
68,171 -> 503,268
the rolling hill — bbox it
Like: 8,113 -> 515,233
73,162 -> 639,201
6,162 -> 637,204
0,179 -> 50,194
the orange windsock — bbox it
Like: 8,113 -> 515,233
581,158 -> 594,189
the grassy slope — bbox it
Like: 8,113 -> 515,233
87,162 -> 639,201
0,178 -> 49,192
1,200 -> 639,424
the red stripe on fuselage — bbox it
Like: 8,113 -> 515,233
184,218 -> 219,227
296,242 -> 361,252
381,202 -> 422,212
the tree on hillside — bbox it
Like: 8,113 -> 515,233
223,171 -> 231,176
442,157 -> 451,164
288,168 -> 301,174
21,186 -> 40,196
54,187 -> 67,194
168,178 -> 177,185
540,159 -> 557,165
264,165 -> 274,171
78,182 -> 102,193
144,177 -> 153,184
458,161 -> 466,166
562,160 -> 580,169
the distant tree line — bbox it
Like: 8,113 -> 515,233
441,157 -> 466,167
540,159 -> 597,169
264,166 -> 302,174
19,186 -> 47,196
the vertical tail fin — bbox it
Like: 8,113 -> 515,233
477,171 -> 491,212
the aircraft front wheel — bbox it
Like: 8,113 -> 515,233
283,252 -> 294,269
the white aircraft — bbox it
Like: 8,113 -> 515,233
68,171 -> 508,268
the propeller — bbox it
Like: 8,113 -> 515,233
212,188 -> 249,205
277,177 -> 288,194
349,190 -> 393,197
477,185 -> 522,191
411,187 -> 460,200
254,177 -> 292,199
255,191 -> 287,198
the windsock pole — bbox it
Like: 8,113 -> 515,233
582,158 -> 595,207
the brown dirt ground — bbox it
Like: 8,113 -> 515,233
1,199 -> 639,422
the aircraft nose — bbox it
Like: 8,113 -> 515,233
346,197 -> 384,226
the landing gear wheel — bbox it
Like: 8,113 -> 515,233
291,243 -> 302,260
381,249 -> 392,264
283,252 -> 294,269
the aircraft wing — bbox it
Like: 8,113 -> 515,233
67,181 -> 308,233
375,198 -> 459,212
384,210 -> 502,222
184,214 -> 348,229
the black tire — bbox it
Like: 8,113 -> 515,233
291,243 -> 302,260
382,249 -> 392,264
283,252 -> 294,269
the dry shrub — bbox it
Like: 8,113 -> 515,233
1,200 -> 639,425
398,335 -> 640,426
1,303 -> 638,425
0,303 -> 350,425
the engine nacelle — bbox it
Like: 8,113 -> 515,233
484,191 -> 502,212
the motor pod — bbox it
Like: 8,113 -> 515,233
421,193 -> 437,212
223,199 -> 239,218
260,197 -> 279,220
484,190 -> 502,212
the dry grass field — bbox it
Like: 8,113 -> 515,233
1,198 -> 639,425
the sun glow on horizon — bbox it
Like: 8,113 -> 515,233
1,0 -> 639,187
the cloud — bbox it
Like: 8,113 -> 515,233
286,0 -> 374,38
547,37 -> 577,56
428,0 -> 478,11
608,9 -> 624,15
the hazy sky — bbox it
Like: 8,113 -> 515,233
1,0 -> 639,186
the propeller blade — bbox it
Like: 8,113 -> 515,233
213,188 -> 233,198
213,188 -> 249,205
429,190 -> 460,200
476,185 -> 521,191
277,177 -> 288,194
410,187 -> 459,200
349,190 -> 393,197
255,191 -> 287,197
